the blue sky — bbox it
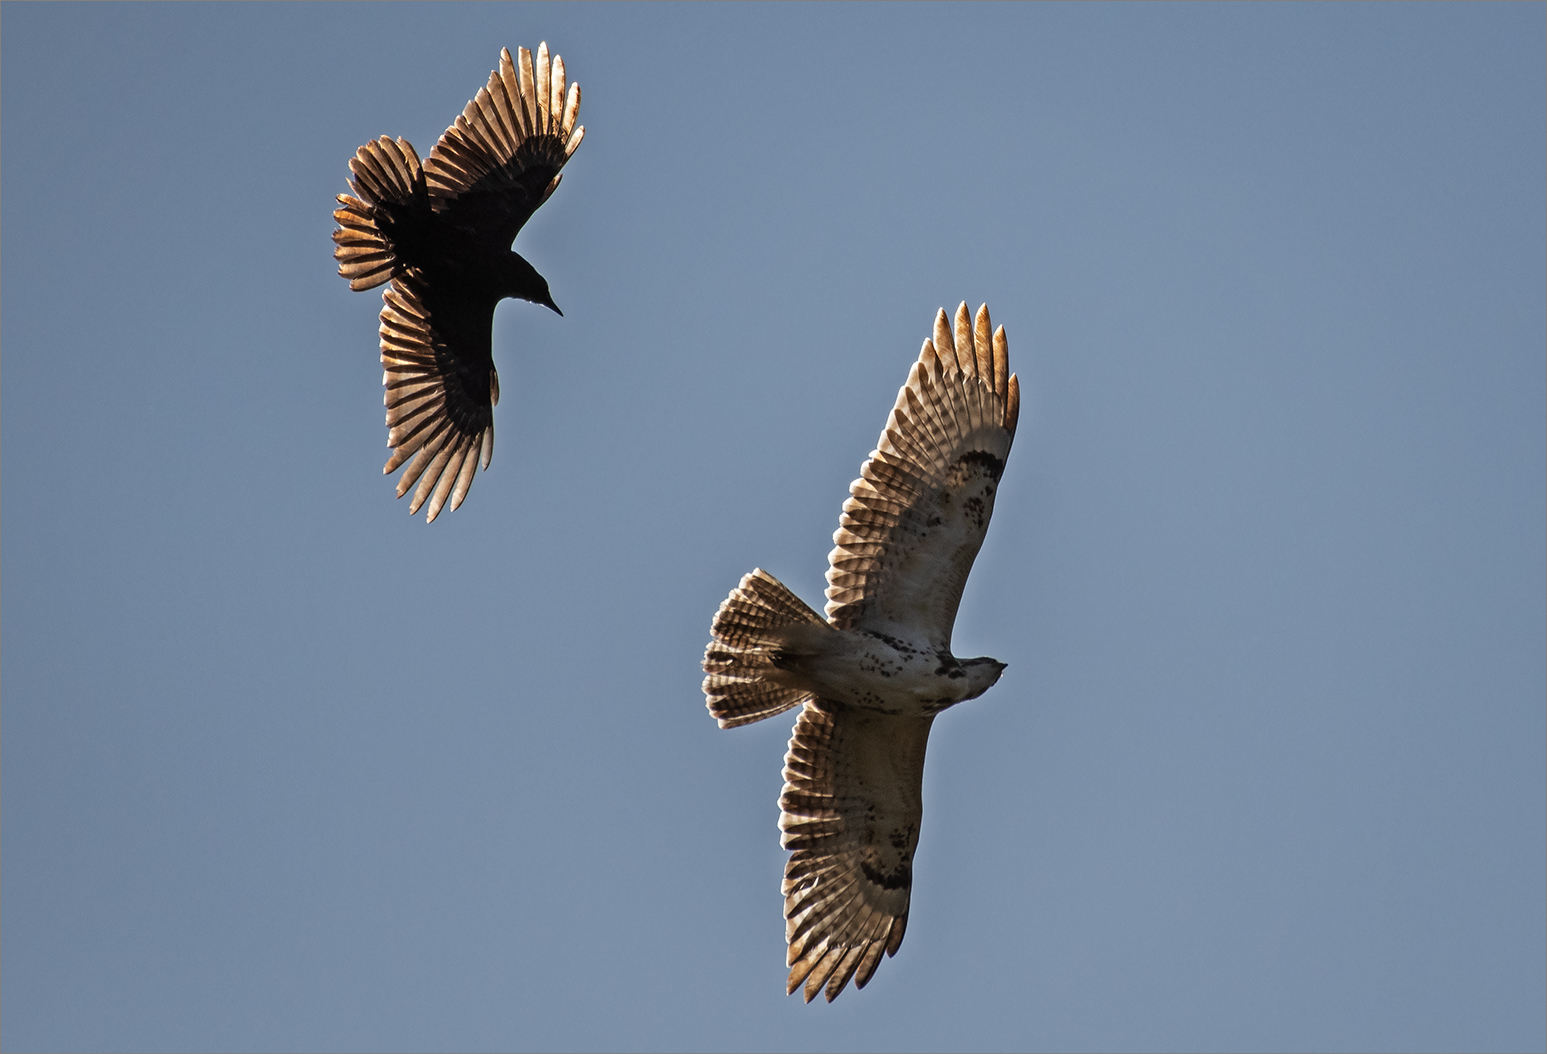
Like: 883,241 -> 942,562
3,3 -> 1544,1051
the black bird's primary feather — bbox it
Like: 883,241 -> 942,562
332,44 -> 584,521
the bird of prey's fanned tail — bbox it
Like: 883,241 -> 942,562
703,569 -> 828,729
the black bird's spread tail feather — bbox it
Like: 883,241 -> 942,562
332,137 -> 427,292
703,570 -> 831,729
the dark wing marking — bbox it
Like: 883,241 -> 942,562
825,303 -> 1021,647
781,700 -> 933,1002
423,44 -> 584,251
377,274 -> 498,522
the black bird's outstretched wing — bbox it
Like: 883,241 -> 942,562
424,44 -> 585,251
377,273 -> 498,523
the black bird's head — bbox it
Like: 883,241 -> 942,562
537,282 -> 562,317
504,253 -> 563,316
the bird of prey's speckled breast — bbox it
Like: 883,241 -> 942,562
703,303 -> 1021,1002
332,44 -> 584,521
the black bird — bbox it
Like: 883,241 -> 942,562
332,44 -> 584,521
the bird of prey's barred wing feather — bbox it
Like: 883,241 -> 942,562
780,701 -> 932,1002
377,274 -> 497,522
825,303 -> 1021,646
424,44 -> 585,250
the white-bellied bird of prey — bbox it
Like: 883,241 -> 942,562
703,303 -> 1021,1002
331,44 -> 584,522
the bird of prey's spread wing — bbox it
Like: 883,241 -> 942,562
331,45 -> 584,521
825,303 -> 1019,645
780,699 -> 931,1002
704,303 -> 1021,1002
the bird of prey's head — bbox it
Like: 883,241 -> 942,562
961,657 -> 1008,701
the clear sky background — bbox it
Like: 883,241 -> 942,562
3,3 -> 1543,1052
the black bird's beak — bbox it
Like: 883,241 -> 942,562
543,293 -> 563,317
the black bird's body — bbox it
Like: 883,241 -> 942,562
333,44 -> 584,521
